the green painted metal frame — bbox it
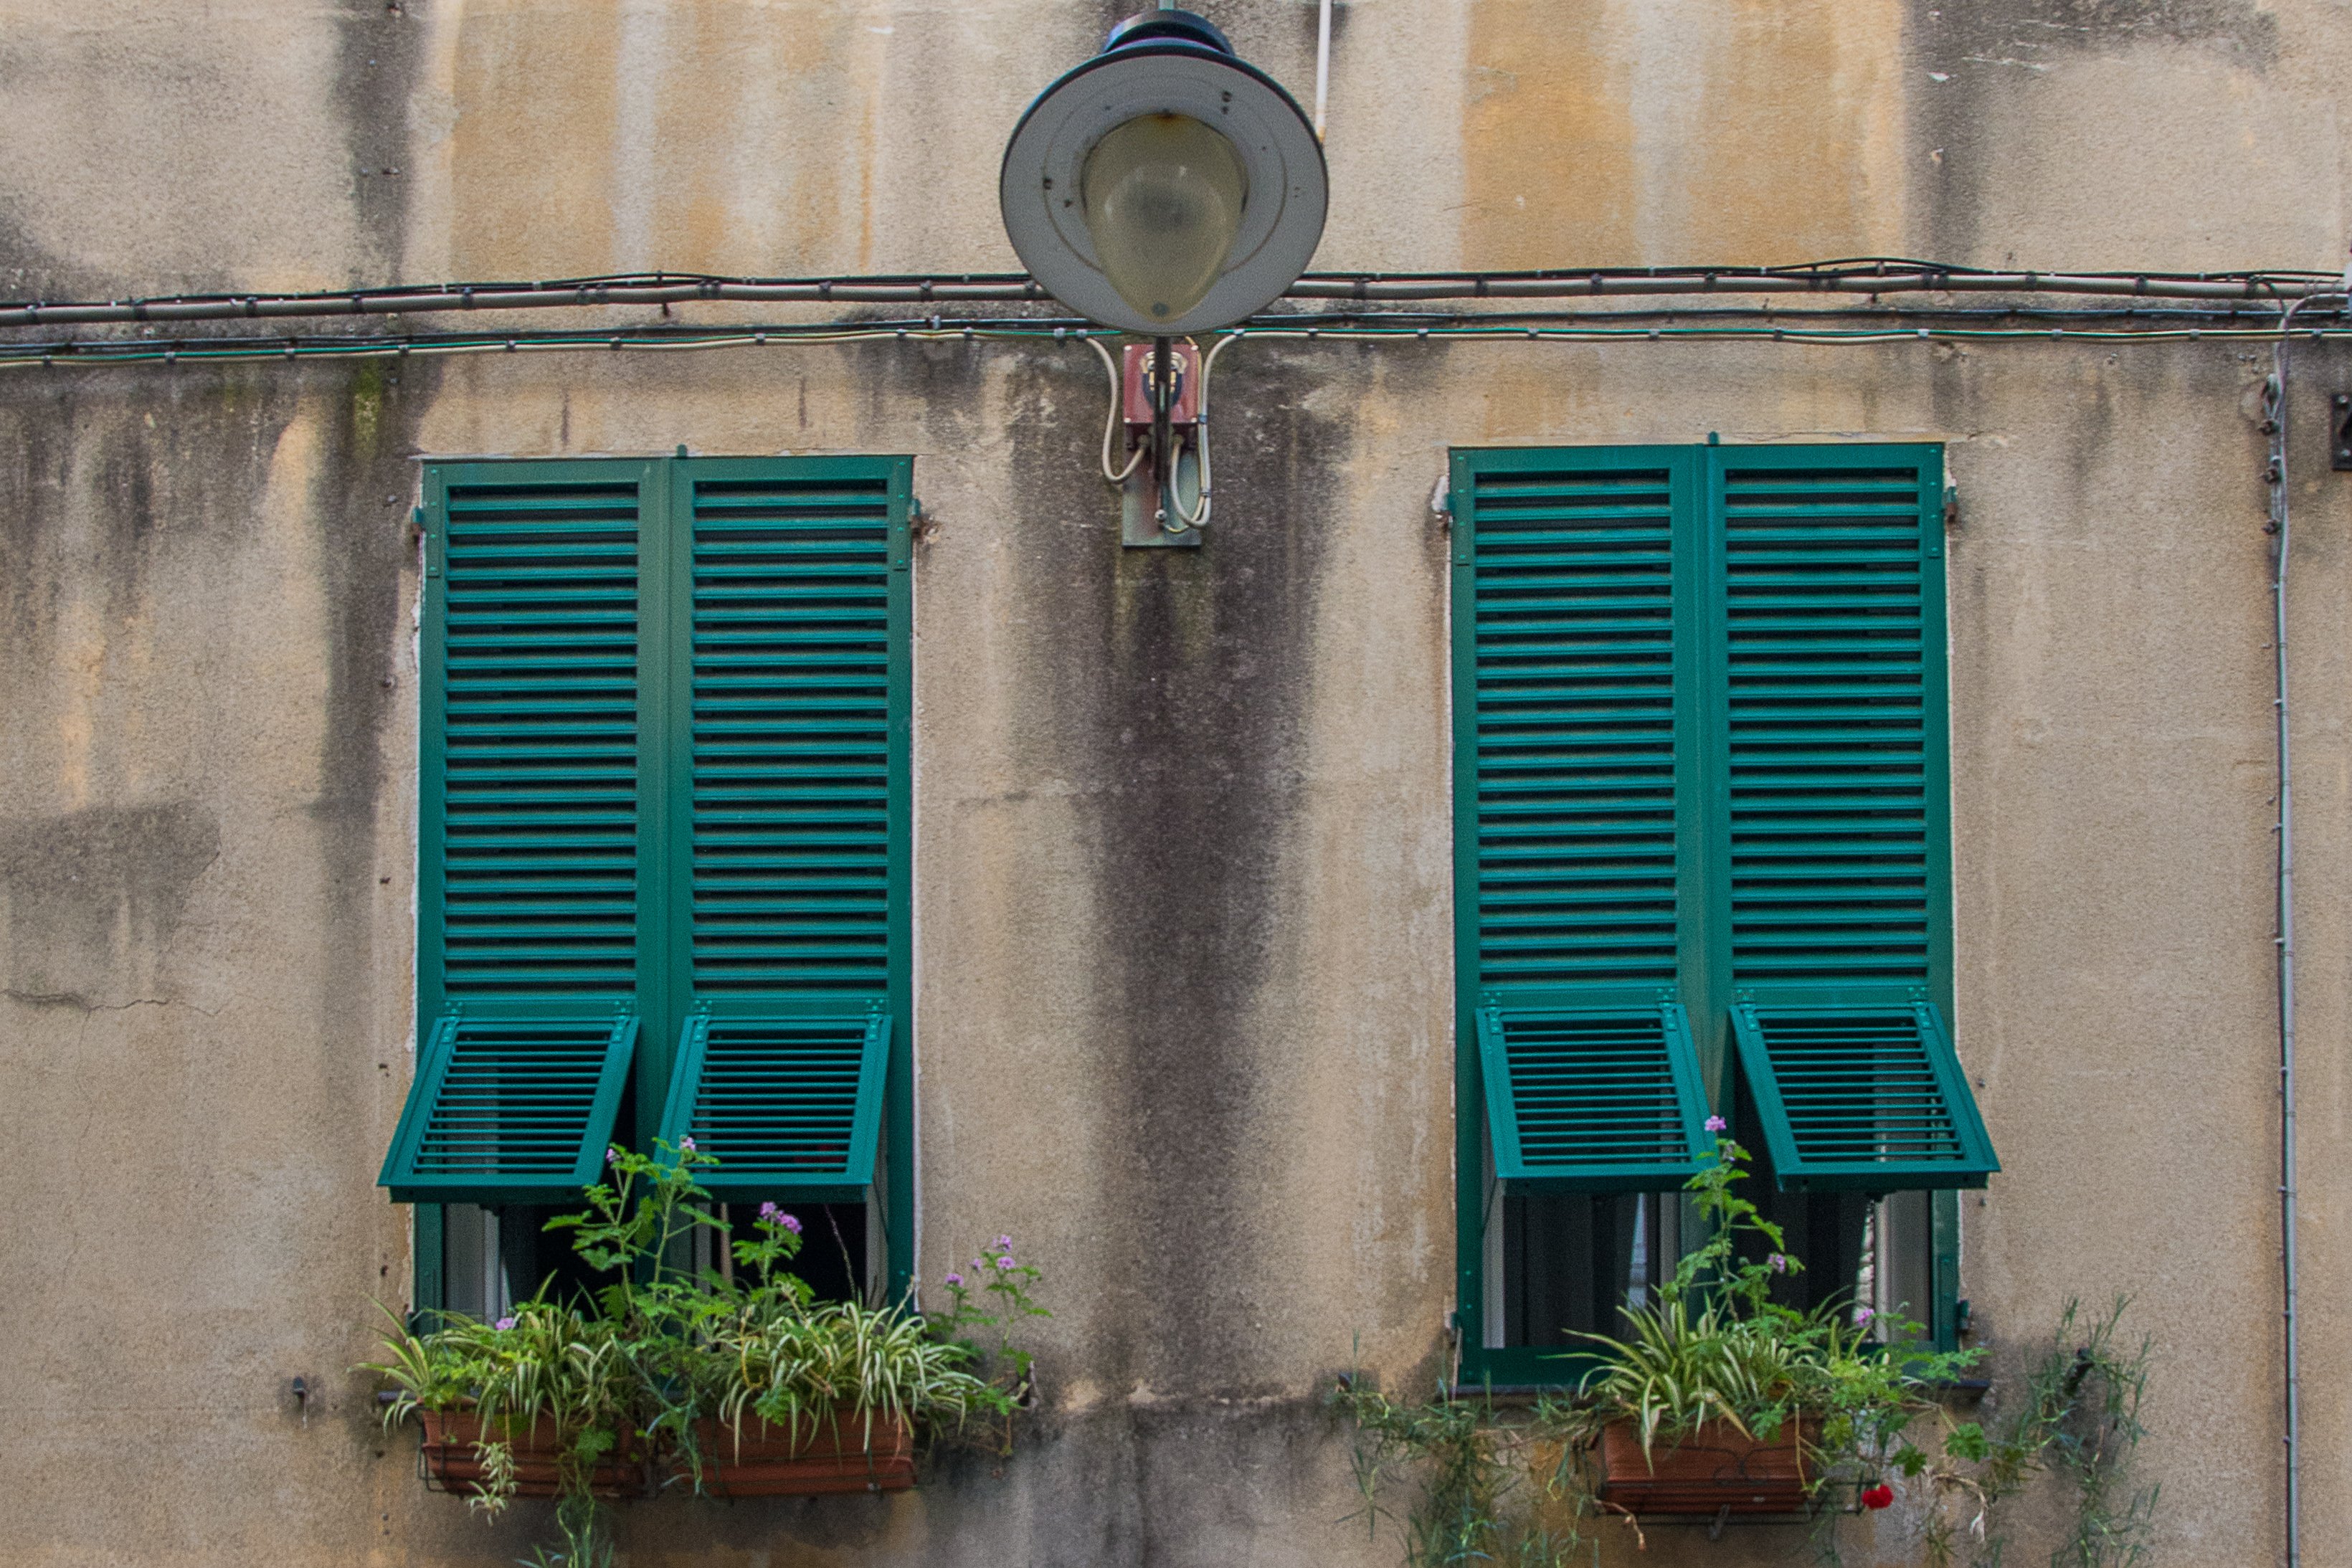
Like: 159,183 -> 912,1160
381,1006 -> 641,1203
1451,442 -> 1973,1384
655,1001 -> 893,1202
1730,1002 -> 1996,1192
1476,999 -> 1712,1192
402,455 -> 916,1311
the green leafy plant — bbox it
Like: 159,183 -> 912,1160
1556,1131 -> 1979,1479
366,1141 -> 1047,1564
1337,1134 -> 1980,1565
1336,1141 -> 2161,1568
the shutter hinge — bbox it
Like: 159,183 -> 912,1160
1443,464 -> 1471,564
891,500 -> 919,571
1926,483 -> 1954,559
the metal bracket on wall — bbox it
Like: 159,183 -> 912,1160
1119,340 -> 1203,549
1122,447 -> 1203,547
2333,393 -> 2352,471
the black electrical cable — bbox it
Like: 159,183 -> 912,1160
0,258 -> 2343,332
4,308 -> 2347,374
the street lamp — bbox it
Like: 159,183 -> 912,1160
999,9 -> 1327,336
1001,9 -> 1327,541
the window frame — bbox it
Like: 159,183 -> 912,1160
1449,442 -> 1966,1387
404,454 -> 916,1315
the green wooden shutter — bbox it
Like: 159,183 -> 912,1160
383,1007 -> 639,1202
1469,455 -> 1684,993
434,476 -> 645,1001
1716,452 -> 1941,997
683,466 -> 895,999
1708,447 -> 1989,1189
385,468 -> 651,1203
657,1004 -> 891,1200
1478,1001 -> 1710,1190
1456,450 -> 1711,1189
651,460 -> 904,1198
1730,1003 -> 1995,1191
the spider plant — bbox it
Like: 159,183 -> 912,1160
364,1141 -> 1048,1560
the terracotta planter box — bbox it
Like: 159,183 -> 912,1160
1594,1417 -> 1818,1516
419,1410 -> 652,1500
676,1412 -> 916,1498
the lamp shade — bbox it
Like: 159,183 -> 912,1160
1000,10 -> 1327,336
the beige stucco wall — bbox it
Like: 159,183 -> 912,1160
3,1 -> 2350,1564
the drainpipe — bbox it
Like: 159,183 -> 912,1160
2265,309 -> 2302,1568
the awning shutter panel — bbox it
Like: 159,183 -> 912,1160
1731,1002 -> 1995,1192
1478,1001 -> 1712,1191
381,1008 -> 640,1203
655,1007 -> 890,1200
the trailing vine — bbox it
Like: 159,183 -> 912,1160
1336,1378 -> 1601,1568
1908,1297 -> 2156,1568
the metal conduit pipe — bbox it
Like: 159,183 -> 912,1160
1313,0 -> 1332,141
0,262 -> 2346,330
2264,295 -> 2325,1568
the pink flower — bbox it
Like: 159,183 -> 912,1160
678,1136 -> 696,1152
995,1254 -> 1016,1270
1704,1115 -> 1727,1134
1854,1305 -> 1876,1326
1767,1253 -> 1789,1273
494,1316 -> 516,1331
995,1235 -> 1013,1250
944,1272 -> 964,1287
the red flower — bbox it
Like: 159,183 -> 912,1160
1860,1483 -> 1895,1511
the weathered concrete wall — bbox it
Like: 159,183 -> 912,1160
2,1 -> 2350,1564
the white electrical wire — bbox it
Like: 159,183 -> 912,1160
1085,336 -> 1147,483
1167,331 -> 1242,530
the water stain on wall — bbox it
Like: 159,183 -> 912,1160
443,0 -> 876,278
0,802 -> 219,1010
1917,0 -> 2277,71
1464,0 -> 1905,267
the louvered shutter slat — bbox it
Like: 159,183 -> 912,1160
438,481 -> 642,1002
1722,462 -> 1934,993
1471,462 -> 1680,993
688,476 -> 893,999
